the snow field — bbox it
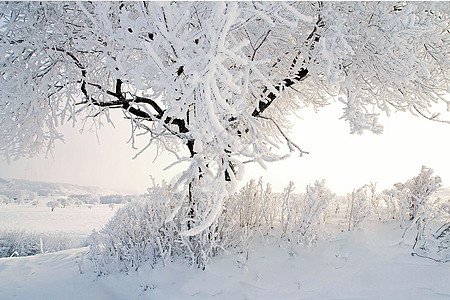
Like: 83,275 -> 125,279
0,197 -> 120,242
1,220 -> 449,299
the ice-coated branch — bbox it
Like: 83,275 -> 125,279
1,1 -> 449,235
412,106 -> 450,125
252,68 -> 309,118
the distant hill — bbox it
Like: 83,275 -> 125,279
0,177 -> 114,197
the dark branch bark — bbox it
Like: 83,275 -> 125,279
251,14 -> 323,118
252,68 -> 309,117
53,47 -> 85,70
134,96 -> 164,118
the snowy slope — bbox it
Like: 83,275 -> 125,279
1,220 -> 449,300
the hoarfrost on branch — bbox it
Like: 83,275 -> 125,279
0,2 -> 448,234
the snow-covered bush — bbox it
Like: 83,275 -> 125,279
280,180 -> 334,246
230,178 -> 278,233
414,221 -> 450,263
11,189 -> 26,201
377,188 -> 400,222
87,195 -> 100,206
410,199 -> 450,263
395,166 -> 442,223
89,197 -> 177,274
0,194 -> 11,205
0,230 -> 80,258
347,184 -> 374,231
58,198 -> 72,208
0,230 -> 41,257
89,182 -> 232,274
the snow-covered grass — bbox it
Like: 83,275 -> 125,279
1,220 -> 449,299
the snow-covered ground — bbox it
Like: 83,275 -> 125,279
0,199 -> 118,240
0,220 -> 449,299
1,196 -> 450,299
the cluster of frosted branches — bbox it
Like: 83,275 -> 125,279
280,180 -> 334,246
346,184 -> 375,231
314,2 -> 450,134
89,177 -> 336,272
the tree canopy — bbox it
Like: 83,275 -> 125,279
1,2 -> 449,234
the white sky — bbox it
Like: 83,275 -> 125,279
0,104 -> 449,195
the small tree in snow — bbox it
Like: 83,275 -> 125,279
0,2 -> 449,233
47,200 -> 61,212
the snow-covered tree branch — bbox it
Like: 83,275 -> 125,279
1,2 -> 449,234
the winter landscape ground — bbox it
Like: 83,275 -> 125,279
0,178 -> 449,300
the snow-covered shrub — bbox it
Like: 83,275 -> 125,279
0,194 -> 11,205
280,182 -> 300,238
28,192 -> 38,201
297,180 -> 335,245
87,195 -> 100,205
58,198 -> 72,208
89,181 -> 232,274
388,166 -> 450,261
230,178 -> 278,233
89,196 -> 179,274
347,184 -> 374,231
280,180 -> 334,246
0,230 -> 80,258
411,202 -> 450,263
395,166 -> 442,223
11,189 -> 26,201
0,230 -> 40,257
377,188 -> 400,222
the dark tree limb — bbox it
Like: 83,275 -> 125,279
252,68 -> 309,117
